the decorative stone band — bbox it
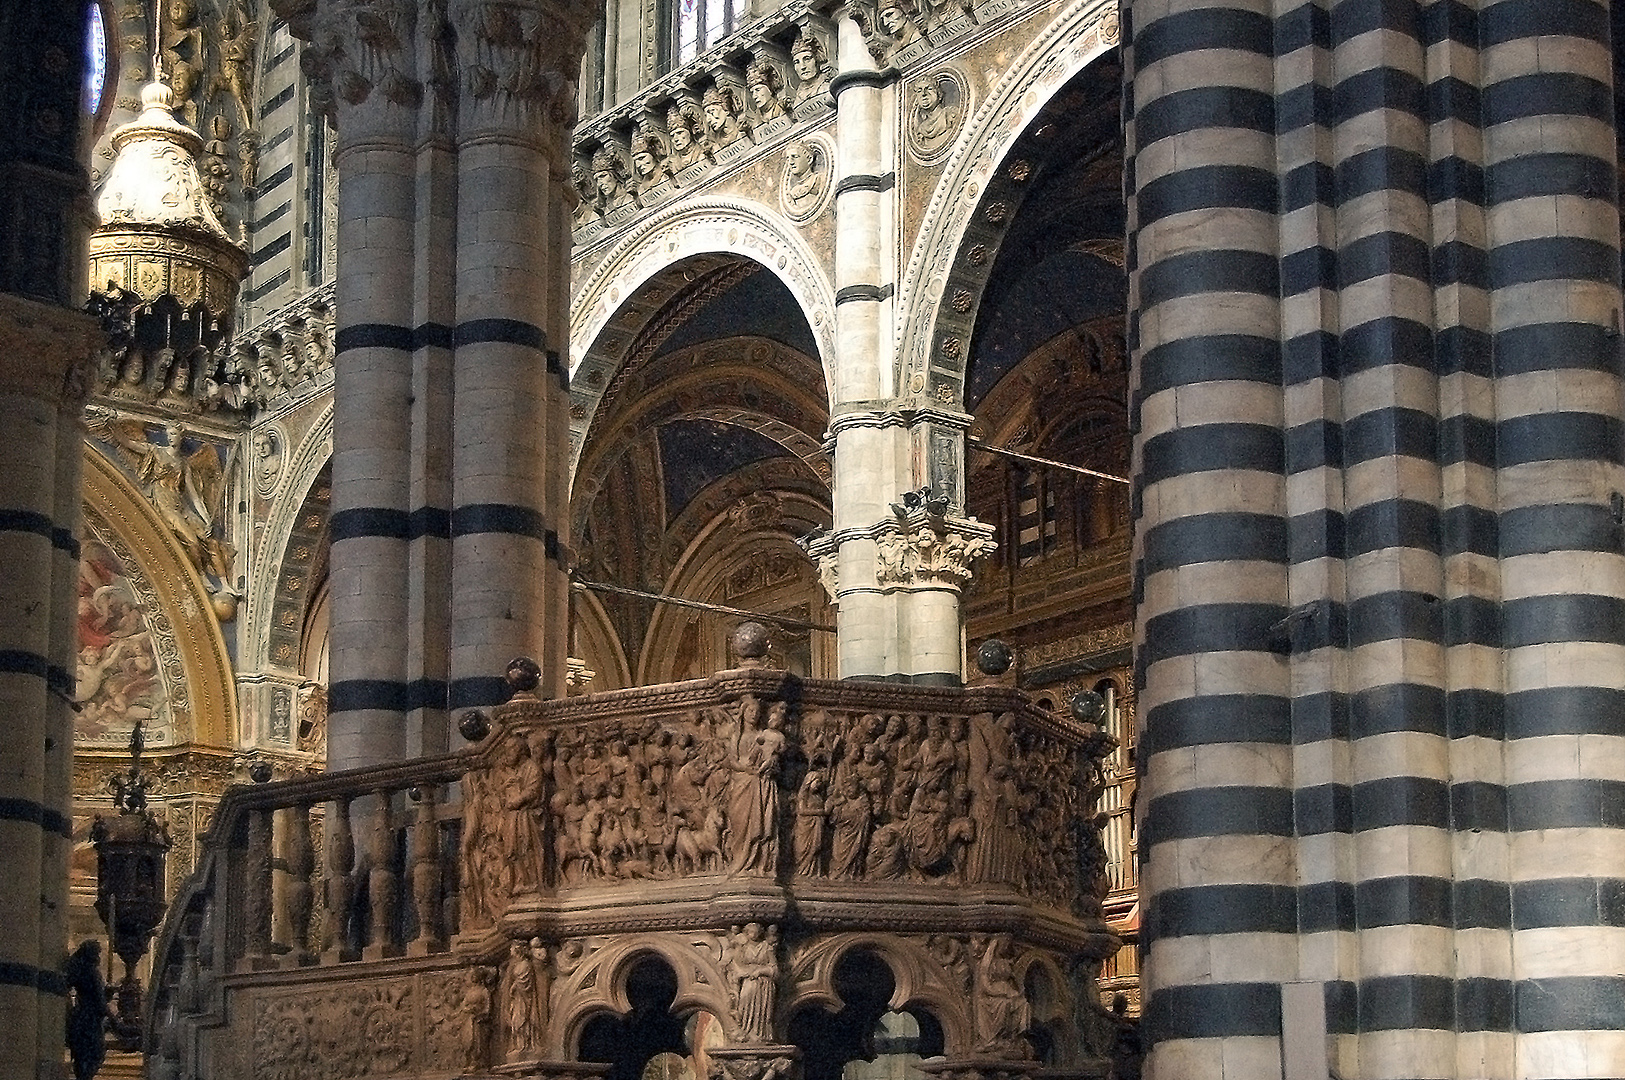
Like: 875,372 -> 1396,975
0,508 -> 79,556
833,172 -> 896,196
0,960 -> 68,997
0,649 -> 76,706
334,318 -> 568,388
0,795 -> 74,840
331,504 -> 564,560
834,283 -> 894,305
828,68 -> 901,97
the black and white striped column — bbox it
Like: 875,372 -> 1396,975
0,1 -> 97,1071
1126,0 -> 1295,1074
1128,0 -> 1625,1076
325,44 -> 421,770
1484,0 -> 1625,1073
447,0 -> 589,707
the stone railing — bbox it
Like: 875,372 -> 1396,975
144,653 -> 1119,1080
141,751 -> 471,1079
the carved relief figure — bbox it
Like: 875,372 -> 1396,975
792,768 -> 827,876
666,103 -> 707,172
827,772 -> 871,878
746,60 -> 786,122
781,141 -> 828,221
906,72 -> 962,161
973,934 -> 1029,1056
875,0 -> 921,48
213,5 -> 260,133
95,417 -> 233,581
162,0 -> 204,120
630,126 -> 669,185
700,84 -> 746,152
591,145 -> 635,215
789,29 -> 829,107
726,698 -> 786,876
725,922 -> 779,1043
504,939 -> 543,1062
461,967 -> 497,1072
295,681 -> 327,753
498,737 -> 545,895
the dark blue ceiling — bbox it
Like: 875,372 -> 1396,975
657,419 -> 792,520
654,267 -> 819,360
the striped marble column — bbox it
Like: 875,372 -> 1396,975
828,12 -> 910,680
322,5 -> 422,770
1481,1 -> 1625,1076
1129,0 -> 1625,1077
447,0 -> 590,706
0,2 -> 99,1073
1126,1 -> 1295,1076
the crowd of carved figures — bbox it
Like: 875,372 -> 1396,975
567,0 -> 1081,238
86,285 -> 335,412
460,695 -> 1113,927
572,23 -> 834,230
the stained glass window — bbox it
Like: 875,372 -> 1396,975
85,2 -> 107,115
673,0 -> 738,68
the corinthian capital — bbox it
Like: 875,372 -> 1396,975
875,508 -> 996,591
272,0 -> 422,133
450,0 -> 593,136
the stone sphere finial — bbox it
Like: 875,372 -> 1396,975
506,656 -> 541,694
730,622 -> 771,663
458,709 -> 492,743
975,638 -> 1013,676
1070,689 -> 1106,725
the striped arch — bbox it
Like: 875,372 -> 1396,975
568,197 -> 839,479
241,404 -> 334,671
895,0 -> 1119,406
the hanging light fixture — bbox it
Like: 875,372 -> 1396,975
90,718 -> 173,1050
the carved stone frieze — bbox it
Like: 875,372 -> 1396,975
460,674 -> 1108,927
249,977 -> 416,1079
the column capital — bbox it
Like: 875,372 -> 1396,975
0,293 -> 102,408
805,498 -> 996,599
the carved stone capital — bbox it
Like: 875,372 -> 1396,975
450,0 -> 594,139
707,1045 -> 800,1080
0,293 -> 101,407
873,508 -> 996,591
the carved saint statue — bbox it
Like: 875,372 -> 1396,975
504,939 -> 543,1062
462,966 -> 497,1072
725,922 -> 779,1043
726,698 -> 786,876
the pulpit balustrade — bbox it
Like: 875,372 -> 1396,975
143,652 -> 1120,1080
